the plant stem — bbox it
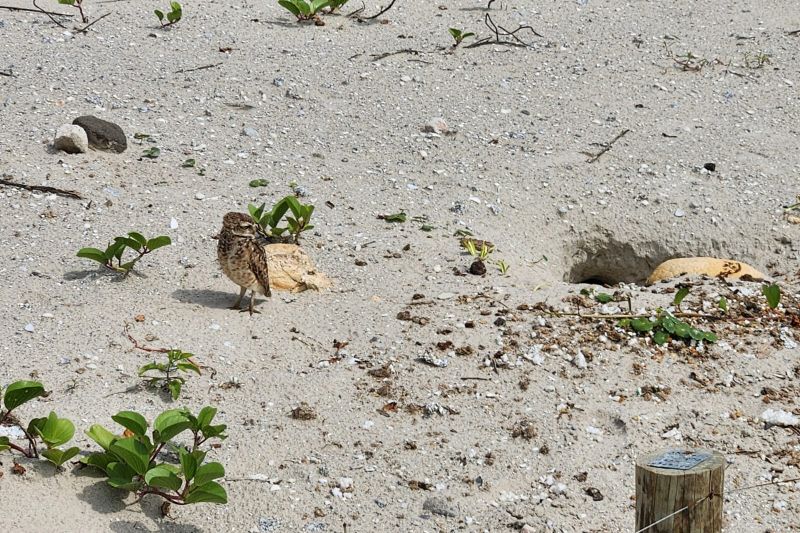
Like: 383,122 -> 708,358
139,488 -> 186,505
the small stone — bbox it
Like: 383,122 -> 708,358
54,124 -> 88,154
195,192 -> 205,200
24,323 -> 34,333
422,117 -> 448,134
243,127 -> 259,138
422,496 -> 457,518
574,350 -> 587,369
170,217 -> 179,229
73,115 -> 127,153
258,517 -> 280,532
703,162 -> 716,172
674,209 -> 685,217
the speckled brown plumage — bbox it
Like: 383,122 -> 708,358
217,212 -> 271,314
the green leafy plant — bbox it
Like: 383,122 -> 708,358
595,292 -> 613,304
762,283 -> 781,309
619,310 -> 717,346
155,2 -> 183,27
464,240 -> 494,261
77,232 -> 171,275
82,407 -> 227,505
58,0 -> 87,23
448,28 -> 475,48
718,296 -> 728,312
0,381 -> 79,468
139,350 -> 201,400
744,51 -> 771,69
278,0 -> 335,21
248,195 -> 315,243
182,158 -> 196,168
249,178 -> 269,188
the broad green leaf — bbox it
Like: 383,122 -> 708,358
42,446 -> 80,467
448,28 -> 460,39
170,1 -> 182,11
167,380 -> 182,400
196,406 -> 217,429
127,232 -> 147,248
0,436 -> 10,452
595,293 -> 612,304
58,0 -> 76,4
146,235 -> 171,251
179,449 -> 198,481
153,410 -> 191,443
296,0 -> 312,15
176,361 -> 201,375
109,437 -> 151,475
201,423 -> 227,440
248,203 -> 265,222
653,331 -> 669,346
112,411 -> 148,436
762,283 -> 781,309
249,179 -> 269,188
704,331 -> 718,343
462,32 -> 475,39
631,318 -> 653,332
106,461 -> 140,490
311,0 -> 330,13
3,380 -> 45,412
142,147 -> 160,158
718,297 -> 728,312
284,196 -> 302,218
154,9 -> 164,20
660,315 -> 678,334
138,362 -> 165,375
30,411 -> 74,447
689,328 -> 707,341
145,465 -> 183,492
167,10 -> 181,23
617,318 -> 631,328
193,462 -> 225,486
278,0 -> 302,16
672,321 -> 691,338
268,198 -> 291,228
114,236 -> 142,251
80,452 -> 115,473
85,424 -> 117,451
76,248 -> 108,263
673,286 -> 690,308
185,481 -> 228,504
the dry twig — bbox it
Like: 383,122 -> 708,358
0,178 -> 83,199
465,14 -> 541,49
582,128 -> 630,163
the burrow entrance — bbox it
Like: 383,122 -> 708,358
562,231 -> 758,285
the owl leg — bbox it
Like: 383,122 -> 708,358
246,290 -> 261,315
230,286 -> 246,310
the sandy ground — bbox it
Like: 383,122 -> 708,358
1,0 -> 799,531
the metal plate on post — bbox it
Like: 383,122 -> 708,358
648,450 -> 712,470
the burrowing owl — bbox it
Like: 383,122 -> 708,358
217,212 -> 271,314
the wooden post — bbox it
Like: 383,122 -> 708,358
635,448 -> 725,532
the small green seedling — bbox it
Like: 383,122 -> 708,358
762,283 -> 781,309
58,0 -> 87,23
381,212 -> 407,223
82,406 -> 227,506
448,28 -> 475,48
673,286 -> 690,310
744,51 -> 772,69
77,232 -> 171,275
464,240 -> 494,261
139,350 -> 201,400
249,179 -> 269,188
249,196 -> 316,243
595,292 -> 613,304
278,0 -> 333,21
142,147 -> 161,159
182,159 -> 196,168
718,296 -> 728,312
496,259 -> 510,275
0,380 -> 79,468
155,2 -> 183,27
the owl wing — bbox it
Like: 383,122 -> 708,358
249,242 -> 272,296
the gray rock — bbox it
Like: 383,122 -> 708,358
422,496 -> 457,517
73,115 -> 127,153
54,124 -> 88,154
243,127 -> 259,138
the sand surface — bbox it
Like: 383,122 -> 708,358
1,0 -> 799,531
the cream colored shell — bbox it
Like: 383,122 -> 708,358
265,244 -> 332,292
